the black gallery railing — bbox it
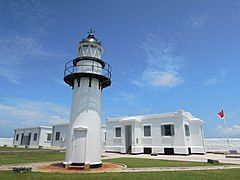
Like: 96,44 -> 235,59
64,59 -> 112,80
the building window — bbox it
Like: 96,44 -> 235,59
143,125 -> 151,137
33,133 -> 38,141
185,124 -> 190,136
55,132 -> 60,141
16,134 -> 19,141
115,127 -> 121,137
46,133 -> 52,141
161,124 -> 175,136
104,132 -> 106,141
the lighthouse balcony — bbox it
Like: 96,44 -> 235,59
64,58 -> 112,88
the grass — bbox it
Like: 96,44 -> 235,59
0,169 -> 240,179
0,146 -> 51,151
0,147 -> 226,167
0,151 -> 65,165
103,158 -> 224,168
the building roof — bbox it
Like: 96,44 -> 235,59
52,123 -> 107,128
14,126 -> 52,131
52,122 -> 69,127
107,109 -> 204,124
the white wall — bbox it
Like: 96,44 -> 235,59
106,121 -> 122,152
39,128 -> 52,147
204,138 -> 240,153
51,124 -> 68,147
0,138 -> 13,146
100,125 -> 106,152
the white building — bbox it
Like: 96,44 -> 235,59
106,110 -> 205,155
51,123 -> 107,151
100,125 -> 107,152
13,126 -> 52,148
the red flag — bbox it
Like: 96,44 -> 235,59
218,110 -> 224,119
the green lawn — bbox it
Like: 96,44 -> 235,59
0,146 -> 52,151
0,169 -> 240,180
0,151 -> 65,165
103,158 -> 223,168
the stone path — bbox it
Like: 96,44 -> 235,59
102,153 -> 240,165
1,161 -> 240,173
120,165 -> 240,173
0,161 -> 60,171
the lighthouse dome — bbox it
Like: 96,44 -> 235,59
80,29 -> 101,46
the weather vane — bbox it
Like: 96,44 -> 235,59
88,28 -> 95,35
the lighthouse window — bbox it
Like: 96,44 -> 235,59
115,127 -> 121,137
143,126 -> 151,137
185,125 -> 190,136
161,124 -> 175,136
55,132 -> 60,141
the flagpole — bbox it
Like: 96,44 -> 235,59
223,110 -> 230,153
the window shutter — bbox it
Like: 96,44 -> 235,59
171,125 -> 175,136
161,125 -> 165,136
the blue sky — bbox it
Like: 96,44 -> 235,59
0,0 -> 240,138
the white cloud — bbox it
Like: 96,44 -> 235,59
0,98 -> 70,130
0,1 -> 68,83
186,13 -> 208,31
133,70 -> 183,88
203,71 -> 227,86
215,124 -> 240,138
113,92 -> 138,105
132,33 -> 185,88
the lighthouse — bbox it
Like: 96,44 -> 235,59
63,30 -> 111,167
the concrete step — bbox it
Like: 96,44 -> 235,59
226,155 -> 240,158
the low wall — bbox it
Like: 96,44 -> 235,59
0,138 -> 13,146
204,138 -> 240,153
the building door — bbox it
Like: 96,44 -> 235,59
73,129 -> 87,163
125,125 -> 132,154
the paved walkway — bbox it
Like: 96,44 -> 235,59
1,162 -> 240,173
0,161 -> 60,171
120,165 -> 240,173
102,153 -> 240,165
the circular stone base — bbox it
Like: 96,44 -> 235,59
69,163 -> 102,168
36,162 -> 124,173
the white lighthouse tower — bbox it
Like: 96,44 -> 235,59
63,29 -> 111,167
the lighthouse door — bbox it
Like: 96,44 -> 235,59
73,129 -> 87,163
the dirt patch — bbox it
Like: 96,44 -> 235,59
37,162 -> 125,173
